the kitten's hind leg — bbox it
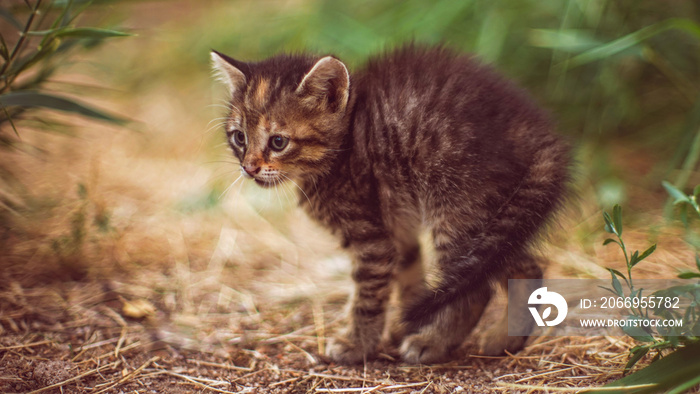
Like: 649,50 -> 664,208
399,209 -> 494,364
400,283 -> 492,364
479,253 -> 543,355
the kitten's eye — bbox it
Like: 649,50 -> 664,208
269,136 -> 289,151
233,131 -> 246,146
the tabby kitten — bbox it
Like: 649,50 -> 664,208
211,44 -> 569,364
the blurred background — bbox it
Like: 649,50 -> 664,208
1,0 -> 700,372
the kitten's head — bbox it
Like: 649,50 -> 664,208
211,50 -> 350,188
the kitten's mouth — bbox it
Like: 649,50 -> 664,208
254,178 -> 279,188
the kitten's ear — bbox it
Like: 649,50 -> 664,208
210,50 -> 247,96
296,56 -> 349,113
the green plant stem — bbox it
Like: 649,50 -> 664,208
0,0 -> 43,92
618,234 -> 635,290
674,126 -> 700,195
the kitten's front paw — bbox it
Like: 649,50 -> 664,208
400,333 -> 451,364
325,336 -> 371,364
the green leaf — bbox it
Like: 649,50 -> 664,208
0,104 -> 19,137
624,346 -> 650,375
621,316 -> 655,342
603,238 -> 620,246
6,39 -> 62,77
680,204 -> 689,228
613,204 -> 623,236
598,285 -> 619,297
0,7 -> 23,30
603,343 -> 700,394
694,185 -> 700,202
662,181 -> 691,205
654,284 -> 700,298
609,269 -> 624,296
668,375 -> 700,394
52,0 -> 95,5
630,250 -> 639,267
608,268 -> 630,288
0,33 -> 9,61
569,18 -> 700,68
632,244 -> 657,268
603,211 -> 617,235
678,272 -> 700,279
696,254 -> 700,272
26,27 -> 133,39
528,28 -> 602,52
0,91 -> 127,124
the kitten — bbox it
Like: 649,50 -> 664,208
210,44 -> 569,364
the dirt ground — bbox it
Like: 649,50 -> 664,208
0,276 -> 645,393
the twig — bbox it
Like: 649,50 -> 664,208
186,359 -> 253,371
161,370 -> 250,394
27,360 -> 120,394
314,382 -> 429,393
0,340 -> 52,351
93,356 -> 159,394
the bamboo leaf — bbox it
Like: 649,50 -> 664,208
0,104 -> 20,137
668,375 -> 700,394
0,7 -> 23,30
0,33 -> 9,61
26,27 -> 133,39
528,29 -> 602,52
603,344 -> 700,393
569,18 -> 700,68
662,181 -> 691,204
0,91 -> 127,124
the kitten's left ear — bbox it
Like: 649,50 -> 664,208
296,56 -> 349,113
210,50 -> 247,97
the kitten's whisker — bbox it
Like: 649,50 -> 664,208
204,160 -> 241,165
219,174 -> 244,200
280,173 -> 312,208
205,118 -> 230,131
204,121 -> 229,134
207,104 -> 233,111
278,177 -> 292,206
206,117 -> 230,128
273,178 -> 283,209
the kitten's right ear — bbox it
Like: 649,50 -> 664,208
296,56 -> 349,113
210,50 -> 247,96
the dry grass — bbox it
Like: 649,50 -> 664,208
0,274 -> 671,393
1,1 -> 700,393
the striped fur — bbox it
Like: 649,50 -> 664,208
211,44 -> 570,364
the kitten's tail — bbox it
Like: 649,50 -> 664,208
403,134 -> 570,331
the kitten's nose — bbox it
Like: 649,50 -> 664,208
243,165 -> 261,177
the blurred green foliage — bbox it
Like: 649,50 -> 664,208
0,0 -> 129,215
175,0 -> 699,205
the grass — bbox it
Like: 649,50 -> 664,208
1,0 -> 700,392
